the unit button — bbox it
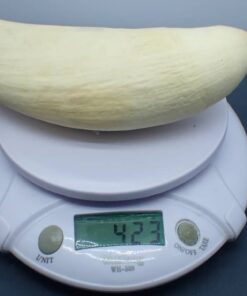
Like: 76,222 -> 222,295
38,225 -> 63,255
176,220 -> 200,246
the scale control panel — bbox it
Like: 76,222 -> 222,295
0,192 -> 228,292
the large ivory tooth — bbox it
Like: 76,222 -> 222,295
0,20 -> 246,131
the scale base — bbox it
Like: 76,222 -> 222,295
0,103 -> 246,292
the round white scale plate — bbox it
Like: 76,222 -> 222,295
0,99 -> 228,201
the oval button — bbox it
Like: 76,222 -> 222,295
38,225 -> 63,255
176,220 -> 200,246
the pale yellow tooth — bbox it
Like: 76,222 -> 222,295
0,20 -> 246,131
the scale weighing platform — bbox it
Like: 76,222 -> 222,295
0,99 -> 247,292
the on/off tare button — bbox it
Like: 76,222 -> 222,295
176,220 -> 200,246
38,225 -> 64,255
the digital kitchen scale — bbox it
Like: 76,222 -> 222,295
0,98 -> 247,292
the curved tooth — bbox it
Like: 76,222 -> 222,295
0,20 -> 246,131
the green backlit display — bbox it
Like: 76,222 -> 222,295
74,211 -> 165,250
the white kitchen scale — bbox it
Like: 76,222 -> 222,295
0,98 -> 247,292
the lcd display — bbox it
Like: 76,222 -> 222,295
74,211 -> 165,250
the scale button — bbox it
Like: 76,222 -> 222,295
38,225 -> 63,255
176,220 -> 200,246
